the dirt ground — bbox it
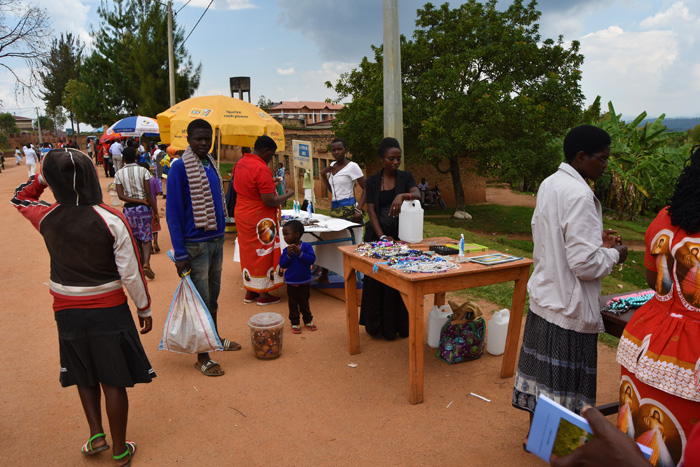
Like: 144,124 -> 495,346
0,162 -> 623,466
480,183 -> 538,208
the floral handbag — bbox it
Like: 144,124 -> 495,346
436,301 -> 486,364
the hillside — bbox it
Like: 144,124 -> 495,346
640,117 -> 700,132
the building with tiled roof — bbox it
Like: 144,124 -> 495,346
268,101 -> 343,124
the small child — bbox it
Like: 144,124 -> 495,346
279,220 -> 317,333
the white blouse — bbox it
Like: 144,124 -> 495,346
327,161 -> 364,201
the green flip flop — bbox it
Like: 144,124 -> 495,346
113,441 -> 136,467
81,432 -> 109,456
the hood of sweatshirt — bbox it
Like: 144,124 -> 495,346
42,148 -> 103,206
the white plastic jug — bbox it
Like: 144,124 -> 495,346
398,200 -> 424,243
428,304 -> 452,348
487,309 -> 510,356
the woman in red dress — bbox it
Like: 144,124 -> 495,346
233,136 -> 294,305
616,145 -> 700,466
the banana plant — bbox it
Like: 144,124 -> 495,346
597,102 -> 690,219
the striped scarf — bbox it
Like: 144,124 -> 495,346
182,146 -> 228,231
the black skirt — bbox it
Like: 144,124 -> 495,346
359,275 -> 409,340
55,302 -> 156,388
512,311 -> 598,415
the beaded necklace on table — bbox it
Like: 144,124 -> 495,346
603,290 -> 655,315
356,241 -> 460,274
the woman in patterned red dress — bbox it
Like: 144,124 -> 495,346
616,145 -> 700,467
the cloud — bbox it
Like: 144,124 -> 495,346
640,1 -> 694,28
32,0 -> 91,46
276,67 -> 295,75
176,0 -> 257,11
277,0 -> 445,62
578,11 -> 699,117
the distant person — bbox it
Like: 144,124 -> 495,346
115,147 -> 157,279
166,119 -> 242,377
110,139 -> 124,172
87,139 -> 94,160
14,146 -> 22,165
11,148 -> 154,466
23,143 -> 38,177
321,138 -> 366,221
40,143 -> 50,162
512,126 -> 628,434
279,220 -> 317,334
153,143 -> 167,190
317,137 -> 366,282
418,177 -> 429,204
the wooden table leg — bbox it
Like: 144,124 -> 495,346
500,265 -> 530,378
434,292 -> 445,307
344,261 -> 360,355
402,287 -> 424,404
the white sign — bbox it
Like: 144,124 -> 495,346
292,140 -> 312,170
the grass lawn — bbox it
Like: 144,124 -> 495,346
422,205 -> 652,348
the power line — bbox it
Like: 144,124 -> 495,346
179,0 -> 213,50
176,0 -> 192,15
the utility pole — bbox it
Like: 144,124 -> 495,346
383,0 -> 404,169
35,107 -> 43,145
167,1 -> 176,107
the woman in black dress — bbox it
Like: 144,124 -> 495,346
359,137 -> 421,339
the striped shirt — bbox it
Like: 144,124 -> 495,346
115,164 -> 151,199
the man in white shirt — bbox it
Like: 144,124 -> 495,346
110,140 -> 124,172
513,125 -> 628,425
23,143 -> 38,177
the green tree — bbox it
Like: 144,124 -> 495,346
327,0 -> 584,210
63,78 -> 90,135
257,95 -> 274,112
0,112 -> 19,134
39,33 -> 83,134
688,123 -> 700,146
33,115 -> 55,131
74,0 -> 200,126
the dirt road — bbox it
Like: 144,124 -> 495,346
0,162 -> 622,466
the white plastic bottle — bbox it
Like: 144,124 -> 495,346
398,200 -> 424,243
487,309 -> 510,355
428,304 -> 452,348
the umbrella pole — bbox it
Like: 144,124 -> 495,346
216,128 -> 221,171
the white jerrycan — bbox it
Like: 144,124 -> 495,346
428,304 -> 452,348
487,309 -> 510,356
398,200 -> 424,243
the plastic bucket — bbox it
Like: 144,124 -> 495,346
248,312 -> 285,359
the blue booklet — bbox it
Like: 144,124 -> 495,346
526,395 -> 652,463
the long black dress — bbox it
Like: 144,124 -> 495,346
359,169 -> 417,340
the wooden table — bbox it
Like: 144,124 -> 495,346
340,239 -> 533,404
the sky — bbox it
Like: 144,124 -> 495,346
2,0 -> 699,122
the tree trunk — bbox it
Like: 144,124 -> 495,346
77,121 -> 81,148
449,156 -> 466,211
69,113 -> 75,137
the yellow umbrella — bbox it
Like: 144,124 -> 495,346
156,95 -> 285,152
